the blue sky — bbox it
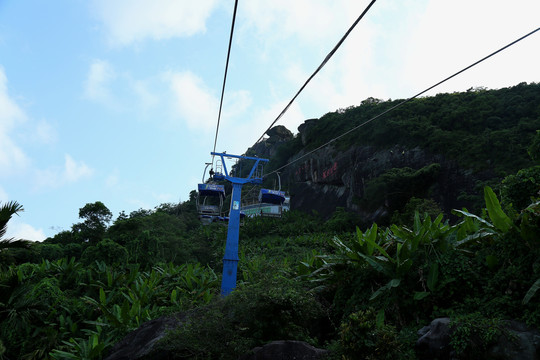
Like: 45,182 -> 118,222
1,0 -> 539,240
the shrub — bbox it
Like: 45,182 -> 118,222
334,308 -> 414,360
156,278 -> 327,359
449,313 -> 507,359
501,165 -> 540,214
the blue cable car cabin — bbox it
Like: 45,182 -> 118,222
259,189 -> 286,204
242,189 -> 289,218
197,183 -> 226,224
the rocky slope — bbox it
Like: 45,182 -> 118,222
249,121 -> 495,224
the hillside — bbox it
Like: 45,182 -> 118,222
248,82 -> 540,224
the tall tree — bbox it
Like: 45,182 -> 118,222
73,201 -> 113,244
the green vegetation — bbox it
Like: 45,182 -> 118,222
260,83 -> 539,224
449,313 -> 507,359
0,168 -> 537,359
0,84 -> 539,359
299,83 -> 539,176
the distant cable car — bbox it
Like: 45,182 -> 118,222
259,188 -> 286,204
241,173 -> 290,218
197,163 -> 226,225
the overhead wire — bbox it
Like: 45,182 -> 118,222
264,26 -> 540,178
253,0 -> 378,145
211,0 -> 239,165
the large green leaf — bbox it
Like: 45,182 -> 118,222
414,291 -> 430,301
427,263 -> 439,292
376,309 -> 385,329
484,186 -> 512,232
356,252 -> 393,277
452,209 -> 493,228
370,278 -> 401,300
99,288 -> 106,305
364,223 -> 378,256
523,278 -> 540,304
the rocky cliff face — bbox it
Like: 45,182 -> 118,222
286,144 -> 480,221
247,125 -> 294,159
249,120 -> 491,224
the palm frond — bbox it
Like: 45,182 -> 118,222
0,201 -> 24,240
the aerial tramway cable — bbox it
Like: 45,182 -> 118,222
211,0 -> 239,166
254,0 -> 378,145
264,26 -> 540,178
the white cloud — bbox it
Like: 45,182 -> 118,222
0,67 -> 26,128
0,187 -> 45,242
35,154 -> 94,189
0,132 -> 28,177
0,66 -> 30,176
165,70 -> 253,133
64,154 -> 93,182
166,71 -> 219,131
5,220 -> 46,242
92,0 -> 219,46
216,99 -> 305,155
224,90 -> 252,119
84,59 -> 116,104
231,0 -> 386,131
400,0 -> 540,96
299,24 -> 384,113
241,0 -> 367,46
240,0 -> 540,125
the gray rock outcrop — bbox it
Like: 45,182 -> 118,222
415,317 -> 540,360
104,314 -> 184,360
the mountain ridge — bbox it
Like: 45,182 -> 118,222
248,82 -> 540,224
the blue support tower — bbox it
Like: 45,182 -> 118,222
211,152 -> 269,296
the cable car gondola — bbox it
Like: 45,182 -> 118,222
197,183 -> 226,225
241,173 -> 290,218
197,163 -> 226,225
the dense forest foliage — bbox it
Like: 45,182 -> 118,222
0,84 -> 539,359
262,82 -> 540,225
294,83 -> 539,176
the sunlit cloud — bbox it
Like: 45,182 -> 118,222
35,154 -> 94,189
166,71 -> 218,131
84,59 -> 116,104
400,0 -> 540,96
0,66 -> 30,176
0,67 -> 26,128
0,134 -> 28,177
223,90 -> 252,119
91,0 -> 219,46
5,220 -> 46,242
165,70 -> 254,134
64,154 -> 93,182
241,0 -> 367,46
216,99 -> 304,156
